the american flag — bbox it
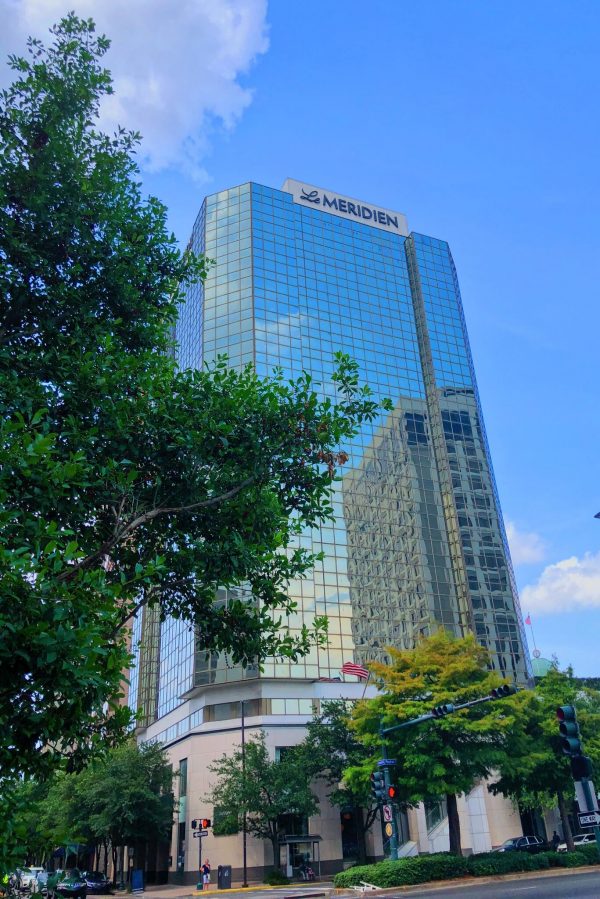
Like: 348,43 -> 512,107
341,661 -> 369,680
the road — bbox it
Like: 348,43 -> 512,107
393,868 -> 600,897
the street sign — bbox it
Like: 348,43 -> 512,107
382,804 -> 392,823
377,759 -> 396,767
575,780 -> 599,813
578,810 -> 600,828
193,830 -> 209,837
384,823 -> 393,837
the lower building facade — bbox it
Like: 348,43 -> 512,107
134,677 -> 525,883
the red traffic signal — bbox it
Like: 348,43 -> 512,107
201,818 -> 212,829
387,785 -> 397,800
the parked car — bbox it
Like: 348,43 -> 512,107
47,870 -> 86,899
81,874 -> 110,895
16,870 -> 33,891
557,832 -> 596,853
18,866 -> 44,893
35,872 -> 49,894
495,836 -> 547,853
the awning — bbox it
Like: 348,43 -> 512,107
277,835 -> 322,844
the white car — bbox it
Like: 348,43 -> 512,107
557,832 -> 596,852
19,869 -> 44,891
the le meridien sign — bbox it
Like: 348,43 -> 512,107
282,179 -> 408,236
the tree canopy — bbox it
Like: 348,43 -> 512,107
208,732 -> 319,867
491,664 -> 600,850
349,630 -> 520,855
6,743 -> 174,876
0,13 -> 388,781
298,700 -> 378,863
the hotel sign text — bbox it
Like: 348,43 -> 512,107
282,179 -> 408,236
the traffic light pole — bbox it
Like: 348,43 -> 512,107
380,759 -> 398,860
556,705 -> 600,859
374,687 -> 517,861
380,690 -> 515,739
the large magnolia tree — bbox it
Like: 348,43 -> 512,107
0,14 -> 389,866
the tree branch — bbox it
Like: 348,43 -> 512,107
57,474 -> 255,584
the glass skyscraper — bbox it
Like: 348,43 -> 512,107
130,180 -> 530,876
131,178 -> 530,723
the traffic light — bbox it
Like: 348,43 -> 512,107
387,784 -> 398,802
191,819 -> 198,829
556,705 -> 583,756
571,755 -> 594,780
490,685 -> 517,699
431,703 -> 454,718
201,818 -> 212,829
371,770 -> 385,803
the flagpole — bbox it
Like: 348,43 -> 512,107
526,614 -> 538,654
360,672 -> 370,700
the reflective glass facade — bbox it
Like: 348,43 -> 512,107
138,180 -> 529,722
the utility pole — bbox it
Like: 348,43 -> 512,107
241,700 -> 248,887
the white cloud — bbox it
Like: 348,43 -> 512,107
520,551 -> 600,614
0,0 -> 269,179
505,520 -> 546,565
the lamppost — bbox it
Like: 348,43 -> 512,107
241,700 -> 248,888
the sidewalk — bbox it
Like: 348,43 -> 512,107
143,881 -> 334,899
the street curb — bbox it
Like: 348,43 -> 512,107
332,863 -> 600,895
191,888 -> 332,896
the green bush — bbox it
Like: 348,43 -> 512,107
263,870 -> 289,885
333,854 -> 469,888
466,851 -> 549,877
579,843 -> 600,865
332,843 -> 600,890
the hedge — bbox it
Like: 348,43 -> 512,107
333,845 -> 600,889
333,855 -> 469,888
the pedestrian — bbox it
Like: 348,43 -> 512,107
202,859 -> 211,890
551,830 -> 561,851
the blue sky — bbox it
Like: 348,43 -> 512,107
3,0 -> 599,673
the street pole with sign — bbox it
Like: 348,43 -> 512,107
376,686 -> 518,858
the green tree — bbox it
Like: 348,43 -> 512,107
349,630 -> 519,856
298,700 -> 378,863
78,742 -> 175,881
4,743 -> 174,876
0,10 -> 388,850
491,665 -> 600,851
208,732 -> 319,869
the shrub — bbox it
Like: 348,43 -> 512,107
263,871 -> 289,885
579,843 -> 600,865
467,851 -> 549,877
333,854 -> 469,888
332,843 -> 600,890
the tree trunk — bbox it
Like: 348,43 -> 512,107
556,789 -> 575,851
111,845 -> 118,885
446,793 -> 462,856
355,805 -> 368,864
270,836 -> 280,874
